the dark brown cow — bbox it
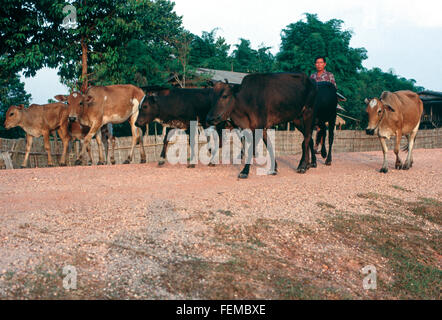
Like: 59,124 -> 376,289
206,73 -> 317,178
365,90 -> 423,173
3,103 -> 70,168
55,84 -> 146,165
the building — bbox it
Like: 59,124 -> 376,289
419,91 -> 442,128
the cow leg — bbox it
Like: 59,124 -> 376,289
43,133 -> 54,167
21,134 -> 33,168
297,108 -> 314,174
109,136 -> 116,165
238,131 -> 254,179
76,122 -> 101,166
403,124 -> 418,170
325,118 -> 336,166
379,137 -> 389,173
159,127 -> 170,166
394,131 -> 402,170
95,129 -> 105,165
137,127 -> 146,164
309,138 -> 317,168
57,127 -> 70,167
124,112 -> 140,164
85,142 -> 93,165
262,129 -> 277,175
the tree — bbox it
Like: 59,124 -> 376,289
231,38 -> 275,73
276,13 -> 423,129
189,29 -> 232,70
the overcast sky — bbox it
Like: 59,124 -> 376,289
23,0 -> 442,104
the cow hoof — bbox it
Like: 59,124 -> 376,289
208,163 -> 216,167
20,166 -> 27,169
87,162 -> 92,166
140,159 -> 147,164
158,160 -> 165,166
75,160 -> 82,166
97,161 -> 104,166
238,173 -> 249,179
268,170 -> 277,176
59,163 -> 67,167
309,163 -> 317,169
325,161 -> 332,166
379,167 -> 388,174
297,168 -> 306,174
110,160 -> 116,165
187,164 -> 196,168
47,164 -> 54,168
402,164 -> 411,170
123,160 -> 130,164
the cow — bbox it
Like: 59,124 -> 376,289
206,72 -> 317,178
68,121 -> 116,165
3,103 -> 71,168
135,88 -> 227,167
310,81 -> 338,167
55,84 -> 146,165
365,90 -> 423,173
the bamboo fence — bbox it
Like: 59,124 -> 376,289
0,128 -> 441,169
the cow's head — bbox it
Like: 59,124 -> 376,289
55,92 -> 92,122
3,104 -> 25,129
365,97 -> 395,135
135,95 -> 160,127
206,80 -> 238,126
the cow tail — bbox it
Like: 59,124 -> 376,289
401,134 -> 417,152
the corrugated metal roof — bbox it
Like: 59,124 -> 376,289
419,91 -> 442,101
196,68 -> 248,85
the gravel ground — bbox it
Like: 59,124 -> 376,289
0,148 -> 440,299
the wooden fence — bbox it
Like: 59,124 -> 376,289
0,128 -> 441,169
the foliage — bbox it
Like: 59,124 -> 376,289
231,38 -> 275,73
276,13 -> 423,129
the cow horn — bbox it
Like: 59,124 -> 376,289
224,78 -> 229,84
364,98 -> 369,104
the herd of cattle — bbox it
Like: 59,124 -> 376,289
3,72 -> 423,177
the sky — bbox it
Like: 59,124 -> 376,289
22,0 -> 442,104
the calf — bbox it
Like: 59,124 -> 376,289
136,88 -> 225,167
365,90 -> 423,173
3,103 -> 71,168
56,84 -> 146,165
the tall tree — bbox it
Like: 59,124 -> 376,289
189,29 -> 232,70
231,38 -> 275,73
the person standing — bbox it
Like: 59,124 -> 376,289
310,56 -> 337,88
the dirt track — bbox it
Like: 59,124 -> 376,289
0,149 -> 441,299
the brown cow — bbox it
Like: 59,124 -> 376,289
69,121 -> 116,165
55,84 -> 146,165
365,90 -> 423,173
3,103 -> 70,168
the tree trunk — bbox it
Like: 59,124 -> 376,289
81,36 -> 88,93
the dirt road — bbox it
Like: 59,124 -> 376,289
0,149 -> 440,299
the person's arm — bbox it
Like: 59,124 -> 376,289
330,73 -> 337,89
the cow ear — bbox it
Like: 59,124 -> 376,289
224,78 -> 229,84
385,104 -> 395,112
85,95 -> 94,104
364,98 -> 369,104
54,95 -> 67,102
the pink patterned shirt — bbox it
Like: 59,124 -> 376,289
310,70 -> 337,88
